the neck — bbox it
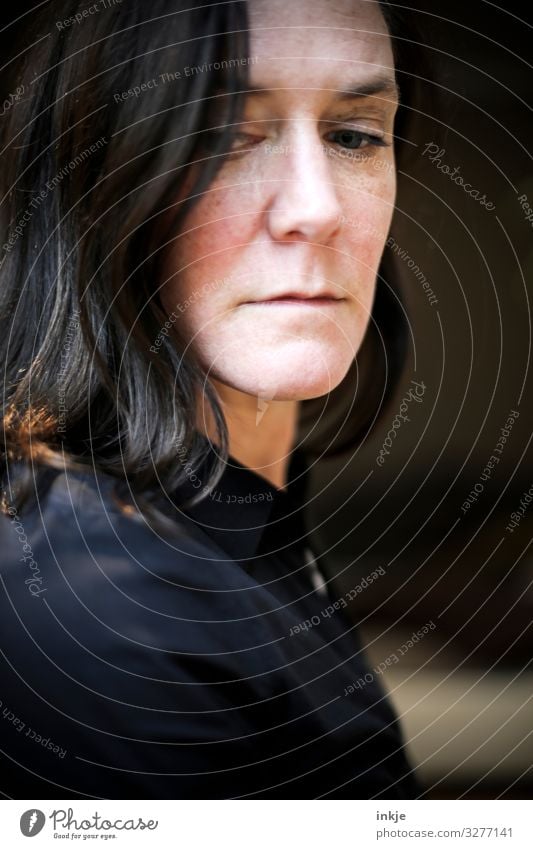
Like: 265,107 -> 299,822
200,380 -> 299,490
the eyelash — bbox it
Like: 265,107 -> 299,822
203,127 -> 391,156
325,129 -> 390,151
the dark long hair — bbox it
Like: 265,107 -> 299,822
0,0 -> 428,525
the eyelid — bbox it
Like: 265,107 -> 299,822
325,130 -> 391,150
214,113 -> 389,131
323,116 -> 388,132
206,118 -> 392,149
327,118 -> 393,143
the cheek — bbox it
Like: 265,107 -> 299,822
341,173 -> 396,280
181,210 -> 238,273
165,187 -> 256,304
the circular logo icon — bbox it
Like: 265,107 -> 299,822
20,809 -> 46,837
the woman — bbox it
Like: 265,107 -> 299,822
0,0 -> 424,798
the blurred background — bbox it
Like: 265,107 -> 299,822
306,0 -> 533,800
1,0 -> 532,800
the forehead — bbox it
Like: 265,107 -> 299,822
247,0 -> 394,84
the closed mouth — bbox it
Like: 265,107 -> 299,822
244,292 -> 345,305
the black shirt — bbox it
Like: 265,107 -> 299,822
0,447 -> 421,799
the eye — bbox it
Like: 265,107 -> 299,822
326,128 -> 390,150
229,131 -> 264,148
199,128 -> 264,155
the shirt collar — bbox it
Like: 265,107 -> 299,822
174,443 -> 310,562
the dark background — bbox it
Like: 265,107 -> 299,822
1,1 -> 532,799
307,0 -> 533,800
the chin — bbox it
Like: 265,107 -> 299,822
211,342 -> 356,401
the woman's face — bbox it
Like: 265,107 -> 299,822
161,0 -> 398,402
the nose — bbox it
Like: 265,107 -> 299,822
267,126 -> 343,244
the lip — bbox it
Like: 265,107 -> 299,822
243,292 -> 345,306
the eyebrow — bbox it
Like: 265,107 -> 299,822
240,75 -> 400,103
337,76 -> 400,102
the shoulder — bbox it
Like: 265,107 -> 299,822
0,466 -> 282,725
0,467 -> 288,797
2,465 -> 245,585
0,465 -> 276,656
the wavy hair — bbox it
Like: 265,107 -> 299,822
0,0 -> 428,525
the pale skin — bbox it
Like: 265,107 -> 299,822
162,0 -> 399,489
